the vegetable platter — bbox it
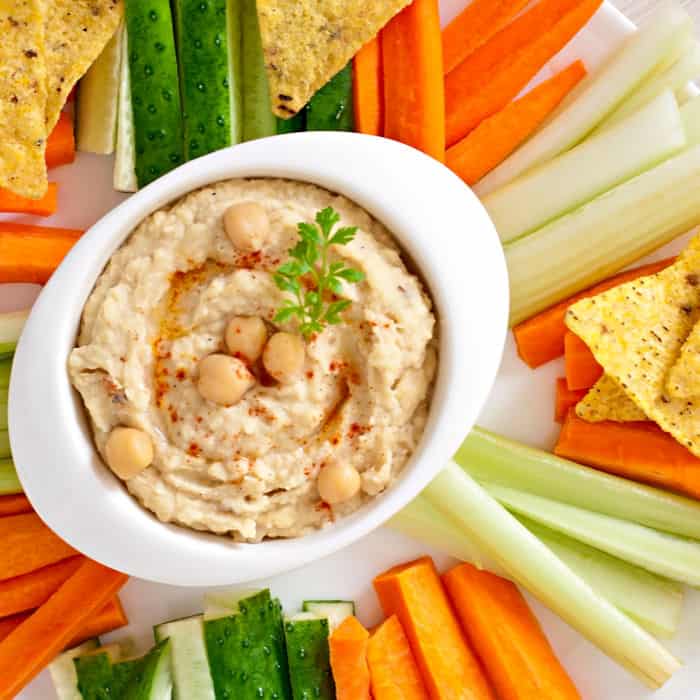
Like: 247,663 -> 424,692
2,0 -> 700,697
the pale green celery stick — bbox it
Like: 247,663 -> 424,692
456,427 -> 700,539
519,516 -> 683,639
0,459 -> 20,494
0,309 -> 29,358
676,82 -> 698,104
0,359 -> 10,390
425,463 -> 680,688
506,143 -> 700,325
0,386 -> 7,429
681,95 -> 700,146
0,431 -> 10,460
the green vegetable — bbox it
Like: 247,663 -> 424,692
124,0 -> 185,187
124,639 -> 173,700
274,207 -> 365,339
74,652 -> 114,700
306,64 -> 354,131
114,26 -> 138,192
0,430 -> 10,460
112,658 -> 148,697
425,462 -> 680,688
49,639 -> 100,700
681,95 -> 700,146
0,358 -> 9,390
0,309 -> 28,359
277,111 -> 305,134
1,386 -> 8,429
301,601 -> 355,632
284,613 -> 335,700
240,0 -> 275,141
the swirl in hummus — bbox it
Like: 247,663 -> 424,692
69,179 -> 437,542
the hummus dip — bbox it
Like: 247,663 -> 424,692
69,179 -> 437,541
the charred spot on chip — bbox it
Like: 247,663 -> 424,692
687,274 -> 699,286
278,94 -> 293,102
681,305 -> 693,314
277,103 -> 296,115
24,49 -> 37,58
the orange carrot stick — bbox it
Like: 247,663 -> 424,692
0,494 -> 32,517
0,557 -> 85,617
555,378 -> 587,424
354,36 -> 384,136
555,410 -> 700,499
0,560 -> 129,697
442,0 -> 531,75
0,512 -> 77,581
374,556 -> 495,700
445,0 -> 602,146
0,613 -> 28,644
443,563 -> 581,700
513,258 -> 675,368
330,616 -> 371,700
0,223 -> 83,285
383,0 -> 445,161
367,615 -> 429,700
0,183 -> 58,216
46,112 -> 76,170
565,331 -> 603,390
447,61 -> 586,186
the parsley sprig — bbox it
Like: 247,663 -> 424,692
273,207 -> 365,340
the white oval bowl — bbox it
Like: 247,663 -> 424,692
9,132 -> 508,586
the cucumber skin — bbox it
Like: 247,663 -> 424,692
74,653 -> 113,700
284,618 -> 335,700
204,590 -> 292,699
125,639 -> 171,698
174,0 -> 232,160
124,0 -> 185,187
277,111 -> 305,134
306,65 -> 354,132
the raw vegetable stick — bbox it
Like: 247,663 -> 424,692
446,0 -> 603,146
0,223 -> 83,285
353,36 -> 383,136
374,557 -> 496,700
367,615 -> 429,700
556,411 -> 700,499
0,460 -> 20,496
45,113 -> 76,170
307,64 -> 354,131
329,616 -> 371,700
0,613 -> 27,644
0,560 -> 129,698
0,494 -> 31,517
512,257 -> 674,368
0,512 -> 77,581
555,378 -> 587,423
565,332 -> 602,390
442,0 -> 531,75
443,563 -> 581,700
383,0 -> 445,162
447,61 -> 586,186
0,183 -> 58,217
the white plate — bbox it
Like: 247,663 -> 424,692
6,2 -> 700,697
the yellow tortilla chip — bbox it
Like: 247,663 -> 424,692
45,0 -> 123,132
566,234 -> 700,456
576,375 -> 647,422
257,0 -> 411,117
666,319 -> 700,399
0,0 -> 48,199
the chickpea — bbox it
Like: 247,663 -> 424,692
225,316 -> 267,363
223,201 -> 270,251
262,332 -> 305,383
318,463 -> 362,505
104,427 -> 154,480
198,354 -> 255,405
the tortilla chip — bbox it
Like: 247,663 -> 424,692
257,0 -> 411,117
666,319 -> 700,399
0,0 -> 48,199
45,0 -> 123,132
576,375 -> 647,422
566,234 -> 700,456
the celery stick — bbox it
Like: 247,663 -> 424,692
0,431 -> 10,460
520,516 -> 683,639
425,463 -> 680,688
486,482 -> 700,586
682,95 -> 700,146
0,309 -> 28,358
0,359 -> 10,390
457,428 -> 700,539
506,143 -> 700,325
484,91 -> 685,243
475,5 -> 693,196
676,82 -> 698,104
0,459 -> 20,495
0,387 -> 7,429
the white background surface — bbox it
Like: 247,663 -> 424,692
4,2 -> 700,698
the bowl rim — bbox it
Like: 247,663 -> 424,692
9,132 -> 508,585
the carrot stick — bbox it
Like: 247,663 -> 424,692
0,613 -> 28,644
445,0 -> 603,146
0,494 -> 32,517
565,331 -> 602,390
383,0 -> 445,162
0,512 -> 77,581
447,61 -> 586,186
513,258 -> 674,368
367,615 -> 429,700
555,378 -> 587,424
442,0 -> 531,75
46,112 -> 76,170
555,410 -> 700,499
354,36 -> 384,136
0,560 -> 129,697
329,615 -> 371,700
0,183 -> 58,217
0,223 -> 83,285
374,556 -> 495,700
443,563 -> 581,700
